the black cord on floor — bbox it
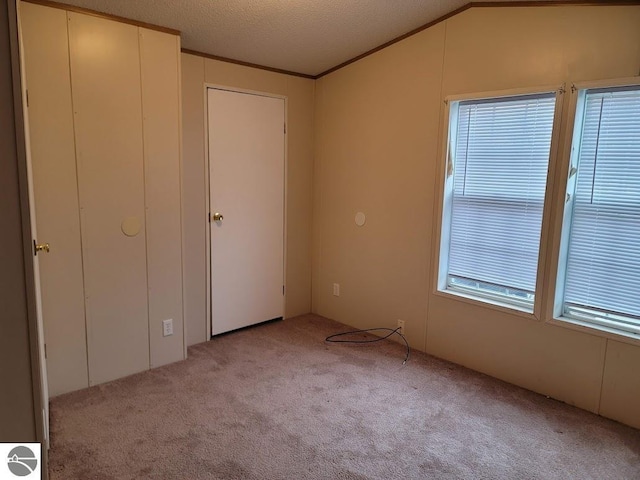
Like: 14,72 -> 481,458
325,327 -> 410,364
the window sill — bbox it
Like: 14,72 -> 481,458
433,287 -> 538,321
548,316 -> 640,347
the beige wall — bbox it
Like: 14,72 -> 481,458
181,53 -> 314,345
314,23 -> 445,350
139,28 -> 185,369
313,5 -> 640,428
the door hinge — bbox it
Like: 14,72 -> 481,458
284,123 -> 286,134
282,285 -> 285,295
26,89 -> 29,107
44,343 -> 47,359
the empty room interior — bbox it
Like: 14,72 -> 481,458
3,0 -> 640,478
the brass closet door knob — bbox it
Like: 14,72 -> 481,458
34,241 -> 50,254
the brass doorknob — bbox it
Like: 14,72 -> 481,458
213,212 -> 224,222
34,241 -> 50,255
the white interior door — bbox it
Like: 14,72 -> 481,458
23,114 -> 49,449
20,1 -> 88,397
208,88 -> 285,336
16,1 -> 49,445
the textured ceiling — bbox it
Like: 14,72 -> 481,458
53,0 -> 554,76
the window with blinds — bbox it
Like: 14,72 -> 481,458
440,92 -> 557,310
558,86 -> 640,336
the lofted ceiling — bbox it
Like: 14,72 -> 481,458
53,0 -> 556,77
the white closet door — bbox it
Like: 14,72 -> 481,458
68,13 -> 148,385
208,88 -> 285,335
20,2 -> 88,396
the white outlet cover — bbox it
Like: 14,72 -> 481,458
162,319 -> 173,336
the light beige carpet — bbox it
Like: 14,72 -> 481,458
49,314 -> 640,479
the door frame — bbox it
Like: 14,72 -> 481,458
203,84 -> 288,339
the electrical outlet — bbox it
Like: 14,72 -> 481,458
333,283 -> 340,296
162,319 -> 173,337
397,319 -> 405,335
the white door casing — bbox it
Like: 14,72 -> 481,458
208,88 -> 285,335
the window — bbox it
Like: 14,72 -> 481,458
557,85 -> 640,337
439,92 -> 558,311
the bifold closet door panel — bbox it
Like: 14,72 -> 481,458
68,12 -> 149,385
20,2 -> 88,396
139,28 -> 185,367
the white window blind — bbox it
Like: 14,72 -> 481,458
445,93 -> 556,307
562,87 -> 640,334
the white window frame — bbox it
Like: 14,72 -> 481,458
548,77 -> 640,345
434,85 -> 565,319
